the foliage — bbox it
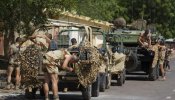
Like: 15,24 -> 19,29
0,0 -> 76,55
75,0 -> 125,21
0,0 -> 76,36
75,0 -> 175,38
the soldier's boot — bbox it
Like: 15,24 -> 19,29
45,97 -> 49,100
162,74 -> 166,80
159,73 -> 166,81
63,88 -> 68,92
15,84 -> 20,90
11,84 -> 15,89
6,82 -> 11,90
53,96 -> 59,100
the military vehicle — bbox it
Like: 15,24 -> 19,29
106,29 -> 160,81
22,25 -> 110,100
104,33 -> 126,86
55,25 -> 111,94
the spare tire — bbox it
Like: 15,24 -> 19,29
82,85 -> 91,100
125,52 -> 138,72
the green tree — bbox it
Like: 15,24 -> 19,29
118,0 -> 175,38
0,0 -> 76,55
75,0 -> 125,21
75,0 -> 175,38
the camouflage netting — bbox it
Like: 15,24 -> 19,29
110,52 -> 126,74
75,40 -> 102,87
18,44 -> 42,88
130,19 -> 147,30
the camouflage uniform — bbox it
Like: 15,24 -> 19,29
9,43 -> 20,66
151,44 -> 159,68
43,50 -> 67,74
159,46 -> 166,65
111,52 -> 126,73
139,33 -> 151,48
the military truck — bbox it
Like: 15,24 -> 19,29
56,26 -> 111,93
23,25 -> 110,100
105,33 -> 126,86
106,29 -> 160,81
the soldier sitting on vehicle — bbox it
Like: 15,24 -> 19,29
138,29 -> 152,48
42,49 -> 79,100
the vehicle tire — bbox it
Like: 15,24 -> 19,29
149,64 -> 159,81
156,63 -> 159,79
91,74 -> 100,97
99,73 -> 106,92
123,68 -> 126,84
117,72 -> 124,86
125,52 -> 138,72
25,87 -> 37,99
82,85 -> 91,100
105,73 -> 111,89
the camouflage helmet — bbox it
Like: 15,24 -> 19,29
113,17 -> 126,28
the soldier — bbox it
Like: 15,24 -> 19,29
6,37 -> 22,90
47,34 -> 58,51
42,49 -> 78,100
138,29 -> 151,48
29,34 -> 51,52
71,38 -> 77,45
68,38 -> 78,51
63,38 -> 78,92
158,40 -> 166,80
165,48 -> 172,71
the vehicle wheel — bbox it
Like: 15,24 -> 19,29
25,87 -> 37,99
92,74 -> 100,97
82,85 -> 91,100
106,73 -> 111,89
125,52 -> 138,72
156,64 -> 159,79
99,73 -> 106,92
117,72 -> 124,86
123,68 -> 126,84
149,65 -> 158,81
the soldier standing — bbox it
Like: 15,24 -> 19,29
158,40 -> 166,80
165,48 -> 172,71
42,49 -> 78,100
47,34 -> 58,51
6,37 -> 22,90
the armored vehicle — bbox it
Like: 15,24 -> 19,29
106,29 -> 160,81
